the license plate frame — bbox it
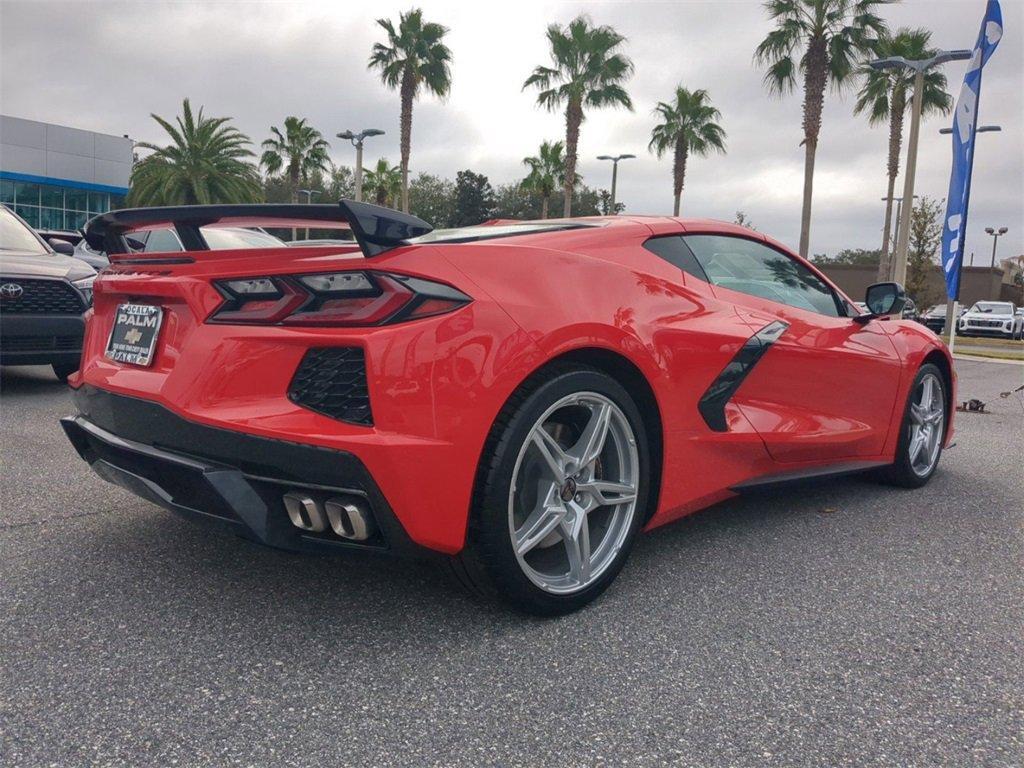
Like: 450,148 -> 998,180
105,303 -> 164,367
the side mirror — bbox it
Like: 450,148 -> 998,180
47,238 -> 75,256
855,282 -> 907,323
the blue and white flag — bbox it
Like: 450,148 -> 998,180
942,0 -> 1003,300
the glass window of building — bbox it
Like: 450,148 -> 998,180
39,184 -> 64,208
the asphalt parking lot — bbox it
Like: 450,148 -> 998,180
1,359 -> 1021,767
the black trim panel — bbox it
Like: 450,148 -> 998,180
84,200 -> 433,259
64,386 -> 428,558
729,460 -> 889,492
698,320 -> 788,432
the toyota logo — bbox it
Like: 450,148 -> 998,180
0,283 -> 24,299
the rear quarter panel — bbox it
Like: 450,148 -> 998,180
439,233 -> 780,529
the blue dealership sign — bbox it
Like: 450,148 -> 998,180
942,0 -> 1003,300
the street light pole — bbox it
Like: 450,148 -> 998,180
297,189 -> 322,240
881,194 -> 918,279
336,129 -> 385,203
870,49 -> 972,286
596,154 -> 635,214
985,226 -> 1008,268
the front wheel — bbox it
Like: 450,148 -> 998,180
453,366 -> 650,615
878,363 -> 947,488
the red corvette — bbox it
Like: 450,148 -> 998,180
62,201 -> 955,614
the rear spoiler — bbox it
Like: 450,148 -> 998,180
83,200 -> 433,258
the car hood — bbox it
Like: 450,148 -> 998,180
0,250 -> 96,281
963,311 -> 1014,320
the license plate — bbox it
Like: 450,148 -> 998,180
106,303 -> 164,367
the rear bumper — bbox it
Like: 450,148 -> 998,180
62,386 -> 431,558
0,313 -> 84,365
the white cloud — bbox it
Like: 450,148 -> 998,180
2,0 -> 1020,259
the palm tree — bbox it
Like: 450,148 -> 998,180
260,117 -> 331,202
648,87 -> 727,216
369,8 -> 453,214
755,0 -> 888,256
363,159 -> 403,207
127,99 -> 261,206
524,16 -> 633,218
521,140 -> 568,219
855,28 -> 952,281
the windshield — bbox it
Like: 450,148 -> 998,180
970,302 -> 1013,314
0,205 -> 49,255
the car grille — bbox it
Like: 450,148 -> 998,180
966,319 -> 1002,328
1,335 -> 81,352
288,347 -> 373,426
0,278 -> 84,315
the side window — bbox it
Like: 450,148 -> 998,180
642,236 -> 709,282
143,228 -> 183,253
683,235 -> 842,317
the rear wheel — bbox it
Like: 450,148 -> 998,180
453,366 -> 649,615
878,363 -> 946,488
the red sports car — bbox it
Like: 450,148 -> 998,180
62,201 -> 954,615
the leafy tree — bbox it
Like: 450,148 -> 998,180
596,189 -> 624,215
453,170 -> 496,226
262,164 -> 354,205
322,164 -> 356,202
521,140 -> 567,219
363,158 -> 403,207
492,182 -> 541,220
855,28 -> 952,281
491,181 -> 611,220
647,88 -> 729,218
128,99 -> 261,206
755,0 -> 889,257
524,15 -> 633,217
260,117 -> 331,202
409,172 -> 457,227
733,211 -> 756,230
649,86 -> 726,216
812,247 -> 881,265
369,8 -> 453,213
906,195 -> 944,307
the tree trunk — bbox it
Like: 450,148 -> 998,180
399,69 -> 415,214
541,195 -> 549,219
878,87 -> 905,281
563,97 -> 582,218
673,137 -> 687,217
799,35 -> 829,257
289,163 -> 300,203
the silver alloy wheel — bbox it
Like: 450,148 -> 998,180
907,373 -> 944,477
508,392 -> 640,595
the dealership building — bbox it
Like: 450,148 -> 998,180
0,115 -> 132,231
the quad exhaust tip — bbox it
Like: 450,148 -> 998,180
282,492 -> 374,542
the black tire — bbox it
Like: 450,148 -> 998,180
877,363 -> 947,488
451,364 -> 651,616
51,362 -> 78,382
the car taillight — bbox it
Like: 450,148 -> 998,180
209,271 -> 471,326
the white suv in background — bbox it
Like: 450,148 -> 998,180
957,301 -> 1023,340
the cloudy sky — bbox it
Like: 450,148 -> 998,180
2,0 -> 1021,259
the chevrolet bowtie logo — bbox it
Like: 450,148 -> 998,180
124,327 -> 143,345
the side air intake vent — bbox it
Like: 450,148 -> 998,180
288,347 -> 373,425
